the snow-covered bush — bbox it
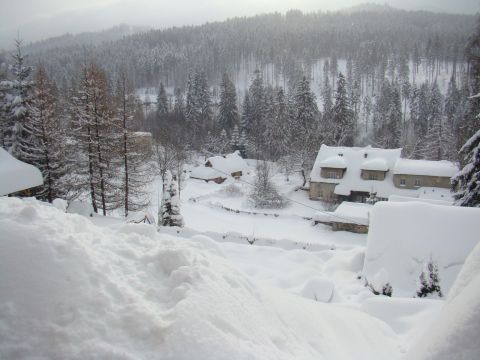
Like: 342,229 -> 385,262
221,183 -> 243,197
160,175 -> 184,227
366,268 -> 393,297
417,261 -> 443,298
248,161 -> 288,209
367,282 -> 393,297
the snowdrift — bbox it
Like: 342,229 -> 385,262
406,241 -> 480,359
363,201 -> 480,297
0,197 -> 399,360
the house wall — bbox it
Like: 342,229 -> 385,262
393,174 -> 451,189
309,182 -> 337,200
320,167 -> 345,179
361,170 -> 386,181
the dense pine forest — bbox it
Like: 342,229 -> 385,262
1,6 -> 479,212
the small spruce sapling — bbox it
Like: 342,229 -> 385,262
417,261 -> 443,298
160,174 -> 184,227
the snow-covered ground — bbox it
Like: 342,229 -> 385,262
0,196 -> 402,359
1,159 -> 479,359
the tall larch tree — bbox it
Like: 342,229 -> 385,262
28,65 -> 68,202
115,71 -> 152,217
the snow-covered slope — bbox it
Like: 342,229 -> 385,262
363,201 -> 480,297
406,241 -> 480,360
0,197 -> 400,360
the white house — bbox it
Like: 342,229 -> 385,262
309,145 -> 458,203
190,151 -> 248,184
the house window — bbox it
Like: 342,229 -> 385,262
327,171 -> 338,179
400,178 -> 406,186
414,178 -> 421,187
369,173 -> 378,180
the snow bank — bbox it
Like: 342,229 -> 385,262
0,197 -> 399,359
0,148 -> 43,196
406,241 -> 480,359
363,201 -> 480,297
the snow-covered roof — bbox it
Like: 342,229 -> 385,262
318,156 -> 347,169
206,151 -> 248,174
190,166 -> 226,180
191,151 -> 248,180
360,158 -> 389,171
388,194 -> 452,206
311,145 -> 408,198
310,145 -> 458,199
0,148 -> 43,196
393,159 -> 458,177
314,202 -> 372,225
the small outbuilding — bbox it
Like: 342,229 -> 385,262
190,151 -> 248,183
313,202 -> 372,233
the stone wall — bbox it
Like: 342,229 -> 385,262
309,182 -> 337,200
393,174 -> 451,189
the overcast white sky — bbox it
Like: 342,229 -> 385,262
0,0 -> 478,49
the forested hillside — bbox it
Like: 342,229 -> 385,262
1,8 -> 479,207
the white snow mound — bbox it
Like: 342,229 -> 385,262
406,241 -> 480,360
0,197 -> 399,360
363,201 -> 480,297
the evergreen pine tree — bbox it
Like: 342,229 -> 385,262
331,73 -> 354,146
248,69 -> 267,156
160,174 -> 184,227
196,71 -> 213,134
185,72 -> 201,134
417,261 -> 443,298
218,128 -> 230,154
264,87 -> 290,160
6,39 -> 35,161
452,116 -> 480,207
230,124 -> 240,152
218,73 -> 239,135
249,161 -> 287,209
423,115 -> 456,161
294,76 -> 318,131
156,82 -> 169,116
